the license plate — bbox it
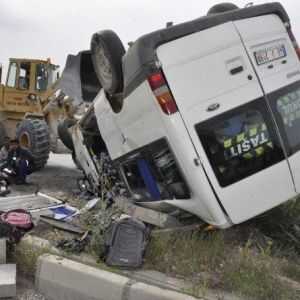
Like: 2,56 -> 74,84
254,44 -> 286,66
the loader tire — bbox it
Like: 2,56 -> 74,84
0,122 -> 7,147
16,119 -> 50,170
57,119 -> 76,151
207,3 -> 239,15
91,30 -> 125,94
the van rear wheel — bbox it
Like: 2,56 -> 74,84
207,3 -> 239,15
91,30 -> 125,95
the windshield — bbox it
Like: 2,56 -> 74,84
35,63 -> 60,91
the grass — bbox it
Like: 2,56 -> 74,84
10,241 -> 52,276
220,245 -> 298,300
281,260 -> 300,283
145,221 -> 300,300
146,230 -> 226,276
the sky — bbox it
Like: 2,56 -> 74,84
0,0 -> 299,80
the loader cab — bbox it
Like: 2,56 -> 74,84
6,59 -> 59,92
2,58 -> 59,113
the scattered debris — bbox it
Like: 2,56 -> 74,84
0,193 -> 62,213
40,216 -> 85,234
49,205 -> 79,220
56,231 -> 90,254
114,196 -> 182,228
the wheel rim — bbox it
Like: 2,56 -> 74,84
19,132 -> 31,148
95,47 -> 113,84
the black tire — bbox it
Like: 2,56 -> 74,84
91,30 -> 125,94
16,119 -> 50,170
57,119 -> 76,151
0,122 -> 7,147
207,3 -> 239,15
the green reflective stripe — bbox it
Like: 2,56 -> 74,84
249,127 -> 258,137
224,139 -> 232,148
261,123 -> 267,131
243,153 -> 253,159
236,133 -> 245,143
255,146 -> 264,156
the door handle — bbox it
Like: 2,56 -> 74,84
230,66 -> 244,75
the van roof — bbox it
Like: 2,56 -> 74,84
123,2 -> 289,97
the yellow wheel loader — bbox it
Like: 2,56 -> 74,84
0,58 -> 64,169
0,54 -> 101,170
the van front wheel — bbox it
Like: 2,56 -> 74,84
91,30 -> 125,95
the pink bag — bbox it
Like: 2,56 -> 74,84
0,209 -> 33,230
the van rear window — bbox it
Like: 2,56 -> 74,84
269,81 -> 300,156
196,99 -> 285,187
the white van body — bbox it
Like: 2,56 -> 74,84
75,3 -> 300,228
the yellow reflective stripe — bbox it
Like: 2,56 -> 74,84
255,146 -> 264,156
236,133 -> 245,143
224,139 -> 232,148
249,127 -> 258,137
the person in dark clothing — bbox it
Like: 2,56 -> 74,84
7,139 -> 34,184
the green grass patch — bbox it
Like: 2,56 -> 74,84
12,242 -> 51,275
220,246 -> 297,300
145,228 -> 300,300
281,260 -> 300,283
146,230 -> 227,276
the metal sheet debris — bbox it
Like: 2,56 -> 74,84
0,193 -> 62,212
40,216 -> 85,234
114,196 -> 182,228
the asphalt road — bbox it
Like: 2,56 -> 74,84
10,153 -> 82,198
7,153 -> 81,299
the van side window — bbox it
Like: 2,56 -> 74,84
18,63 -> 31,90
6,62 -> 17,88
196,99 -> 285,187
269,81 -> 300,156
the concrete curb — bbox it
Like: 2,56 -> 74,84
36,254 -> 201,300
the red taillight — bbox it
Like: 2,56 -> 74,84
147,71 -> 178,115
286,23 -> 300,60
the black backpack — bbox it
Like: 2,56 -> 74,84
104,217 -> 149,268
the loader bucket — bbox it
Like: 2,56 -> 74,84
58,50 -> 101,105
